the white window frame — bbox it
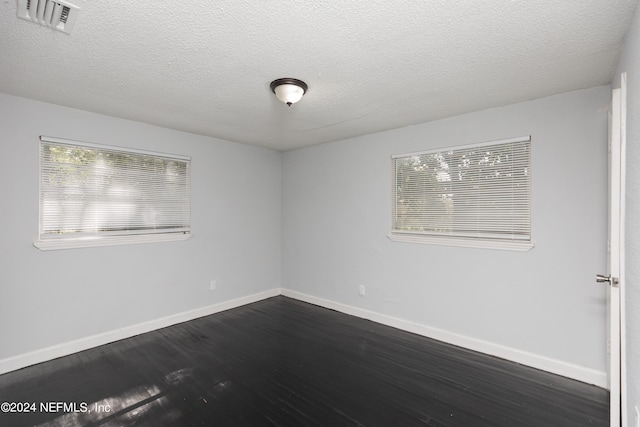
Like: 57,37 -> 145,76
34,136 -> 192,251
388,136 -> 534,251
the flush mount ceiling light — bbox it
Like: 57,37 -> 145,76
270,78 -> 308,106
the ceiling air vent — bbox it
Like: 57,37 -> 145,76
17,0 -> 79,34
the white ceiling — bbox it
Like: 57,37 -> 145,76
0,1 -> 637,151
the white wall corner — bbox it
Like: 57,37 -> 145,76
0,286 -> 606,389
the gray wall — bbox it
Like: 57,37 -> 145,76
0,84 -> 615,383
0,93 -> 282,360
282,86 -> 610,373
615,0 -> 640,421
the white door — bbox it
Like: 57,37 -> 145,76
600,74 -> 626,427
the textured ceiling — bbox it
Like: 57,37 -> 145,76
0,0 -> 637,151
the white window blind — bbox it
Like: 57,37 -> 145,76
38,136 -> 191,244
391,136 -> 531,245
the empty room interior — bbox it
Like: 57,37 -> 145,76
1,1 -> 640,426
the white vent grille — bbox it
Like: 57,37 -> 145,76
17,0 -> 79,34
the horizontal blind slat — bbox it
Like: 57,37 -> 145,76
392,138 -> 531,242
40,140 -> 191,239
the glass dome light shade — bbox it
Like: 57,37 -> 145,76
270,78 -> 308,106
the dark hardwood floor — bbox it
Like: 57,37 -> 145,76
0,296 -> 608,426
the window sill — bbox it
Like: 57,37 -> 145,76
387,233 -> 534,252
33,233 -> 192,251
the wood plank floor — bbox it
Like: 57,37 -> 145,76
0,296 -> 608,426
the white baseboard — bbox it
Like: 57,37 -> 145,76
0,288 -> 281,376
0,287 -> 607,389
280,289 -> 608,388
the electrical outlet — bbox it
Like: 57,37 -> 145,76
210,280 -> 216,291
358,285 -> 365,296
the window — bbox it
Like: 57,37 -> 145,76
390,136 -> 532,251
35,136 -> 191,250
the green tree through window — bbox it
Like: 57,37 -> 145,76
39,137 -> 191,241
392,137 -> 530,243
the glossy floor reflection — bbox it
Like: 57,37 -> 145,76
0,296 -> 609,426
